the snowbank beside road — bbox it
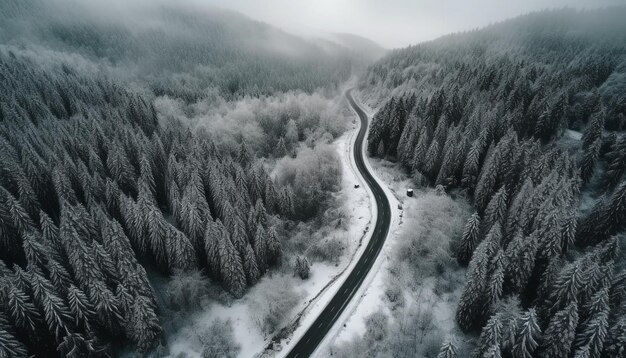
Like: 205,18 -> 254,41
269,97 -> 377,358
325,157 -> 473,357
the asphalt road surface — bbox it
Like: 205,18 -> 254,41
285,89 -> 392,357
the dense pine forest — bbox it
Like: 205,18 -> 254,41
0,1 -> 359,356
0,43 -> 295,356
4,0 -> 626,357
358,8 -> 626,358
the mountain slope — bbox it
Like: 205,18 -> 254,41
342,7 -> 626,357
328,33 -> 387,61
0,0 -> 356,99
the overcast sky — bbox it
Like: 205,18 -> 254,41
201,0 -> 625,48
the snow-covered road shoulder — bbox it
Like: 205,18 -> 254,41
268,96 -> 379,357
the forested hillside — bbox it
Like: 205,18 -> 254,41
0,0 -> 355,100
0,44 -> 299,356
0,1 -> 360,356
358,8 -> 626,357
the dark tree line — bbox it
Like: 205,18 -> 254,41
362,8 -> 626,358
0,48 -> 298,356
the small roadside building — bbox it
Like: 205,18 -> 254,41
407,188 -> 414,197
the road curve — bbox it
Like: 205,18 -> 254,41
285,90 -> 392,357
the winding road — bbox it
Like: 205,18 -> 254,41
285,90 -> 392,357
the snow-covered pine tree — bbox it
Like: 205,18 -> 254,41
145,206 -> 169,270
512,309 -> 541,358
423,139 -> 441,179
486,250 -> 506,315
0,312 -> 29,357
56,333 -> 98,358
604,180 -> 626,239
204,219 -> 222,277
179,171 -> 211,254
538,301 -> 578,358
411,129 -> 430,173
560,210 -> 577,253
87,281 -> 123,333
573,309 -> 609,358
6,285 -> 41,334
217,228 -> 246,298
457,212 -> 481,266
294,255 -> 311,280
397,115 -> 417,167
0,186 -> 35,235
166,225 -> 197,272
46,258 -> 72,293
580,137 -> 601,185
461,132 -> 488,189
474,147 -> 501,211
579,287 -> 609,328
504,179 -> 534,237
106,141 -> 137,194
482,186 -> 508,236
243,244 -> 260,285
535,210 -> 564,262
456,224 -> 501,331
126,295 -> 161,353
21,232 -> 47,268
503,231 -> 537,294
602,136 -> 626,189
138,155 -> 156,198
253,225 -> 268,273
118,195 -> 148,255
30,272 -> 73,340
66,284 -> 95,332
266,227 -> 282,265
534,94 -> 566,142
436,129 -> 461,187
437,341 -> 458,358
603,317 -> 626,357
551,259 -> 587,312
475,313 -> 503,358
581,108 -> 605,150
275,137 -> 288,158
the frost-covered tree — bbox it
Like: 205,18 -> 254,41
243,244 -> 261,285
475,313 -> 502,358
0,313 -> 29,357
457,213 -> 481,266
512,309 -> 541,358
437,341 -> 458,358
483,186 -> 508,235
294,255 -> 311,280
539,301 -> 579,358
457,224 -> 501,331
603,317 -> 626,357
126,295 -> 161,353
503,232 -> 537,294
66,285 -> 95,331
218,230 -> 246,298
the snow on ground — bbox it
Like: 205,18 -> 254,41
269,99 -> 379,358
167,106 -> 375,358
319,121 -> 470,356
319,158 -> 412,351
310,94 -> 407,357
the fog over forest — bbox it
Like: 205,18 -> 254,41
203,0 -> 625,47
0,1 -> 625,358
